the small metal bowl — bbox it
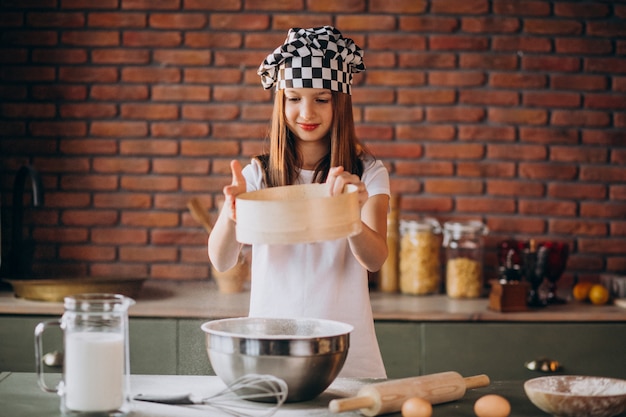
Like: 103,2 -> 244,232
524,375 -> 626,417
201,317 -> 352,402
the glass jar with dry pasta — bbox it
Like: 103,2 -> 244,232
443,220 -> 489,298
399,218 -> 442,295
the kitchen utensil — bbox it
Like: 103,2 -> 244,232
35,293 -> 134,417
134,373 -> 288,417
329,371 -> 490,416
488,279 -> 529,313
497,239 -> 525,282
4,276 -> 145,302
211,255 -> 249,293
201,317 -> 352,402
524,375 -> 626,417
379,193 -> 399,293
187,198 -> 250,293
187,197 -> 213,234
235,183 -> 361,245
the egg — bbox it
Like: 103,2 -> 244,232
401,396 -> 432,417
474,394 -> 511,417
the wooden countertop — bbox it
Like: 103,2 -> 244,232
1,280 -> 625,322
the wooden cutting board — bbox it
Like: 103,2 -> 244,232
4,277 -> 146,302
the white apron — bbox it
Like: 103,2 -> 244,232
242,157 -> 389,378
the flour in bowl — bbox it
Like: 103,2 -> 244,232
541,376 -> 626,396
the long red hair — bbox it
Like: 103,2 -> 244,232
256,89 -> 368,187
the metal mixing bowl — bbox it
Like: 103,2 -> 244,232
201,317 -> 353,402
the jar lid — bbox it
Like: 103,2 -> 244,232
400,218 -> 442,234
443,220 -> 488,239
64,293 -> 135,312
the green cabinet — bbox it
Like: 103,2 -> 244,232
0,316 -> 62,372
177,319 -> 213,375
375,321 -> 626,380
2,315 -> 625,381
375,321 -> 421,378
129,318 -> 178,375
0,316 -> 183,375
420,322 -> 626,380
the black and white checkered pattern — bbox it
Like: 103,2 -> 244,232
258,26 -> 365,95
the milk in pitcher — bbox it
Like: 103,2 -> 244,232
64,332 -> 125,411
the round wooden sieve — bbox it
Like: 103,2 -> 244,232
235,183 -> 362,245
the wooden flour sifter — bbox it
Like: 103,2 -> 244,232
329,371 -> 490,416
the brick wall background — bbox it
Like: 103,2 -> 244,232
1,0 -> 625,289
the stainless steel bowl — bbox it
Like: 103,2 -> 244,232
201,317 -> 352,402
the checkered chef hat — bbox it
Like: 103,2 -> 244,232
258,26 -> 365,95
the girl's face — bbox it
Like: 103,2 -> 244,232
283,88 -> 333,143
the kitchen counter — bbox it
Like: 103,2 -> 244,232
3,281 -> 626,381
1,279 -> 625,322
0,372 -> 569,417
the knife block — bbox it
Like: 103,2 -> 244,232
488,280 -> 529,312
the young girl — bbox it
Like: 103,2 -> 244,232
208,26 -> 389,378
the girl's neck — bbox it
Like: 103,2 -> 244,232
298,138 -> 329,170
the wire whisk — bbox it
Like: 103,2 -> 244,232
135,373 -> 288,417
205,374 -> 288,416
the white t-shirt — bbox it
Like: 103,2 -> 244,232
241,156 -> 389,378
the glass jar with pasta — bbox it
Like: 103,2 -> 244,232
442,220 -> 488,298
399,218 -> 442,295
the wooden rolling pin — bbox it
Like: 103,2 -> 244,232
329,371 -> 489,416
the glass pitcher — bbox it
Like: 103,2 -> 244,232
35,293 -> 134,417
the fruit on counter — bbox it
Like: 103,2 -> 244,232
401,397 -> 432,417
572,282 -> 610,305
473,394 -> 511,417
572,281 -> 594,301
589,284 -> 610,305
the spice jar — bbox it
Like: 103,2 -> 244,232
443,220 -> 488,298
399,218 -> 442,295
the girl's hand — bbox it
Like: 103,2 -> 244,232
223,160 -> 247,222
326,166 -> 369,208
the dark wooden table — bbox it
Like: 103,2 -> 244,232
2,372 -> 625,416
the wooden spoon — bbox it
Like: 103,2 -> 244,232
187,198 -> 213,234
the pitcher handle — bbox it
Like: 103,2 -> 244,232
34,320 -> 61,393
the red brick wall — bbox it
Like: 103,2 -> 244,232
1,0 -> 625,286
